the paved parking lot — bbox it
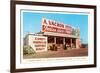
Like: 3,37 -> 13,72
23,48 -> 88,59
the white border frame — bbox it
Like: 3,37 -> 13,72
15,4 -> 94,69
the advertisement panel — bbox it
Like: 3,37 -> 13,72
42,18 -> 72,35
28,35 -> 47,52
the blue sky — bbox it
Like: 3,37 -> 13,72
22,10 -> 88,44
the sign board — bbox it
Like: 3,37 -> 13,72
28,35 -> 47,52
42,18 -> 72,35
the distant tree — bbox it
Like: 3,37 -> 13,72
72,28 -> 80,37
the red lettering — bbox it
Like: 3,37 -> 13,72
43,19 -> 47,25
42,19 -> 73,35
57,23 -> 64,28
35,37 -> 45,40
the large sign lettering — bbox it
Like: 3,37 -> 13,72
42,18 -> 72,34
28,35 -> 47,52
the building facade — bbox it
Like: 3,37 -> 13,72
24,18 -> 81,52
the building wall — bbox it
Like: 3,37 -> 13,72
26,35 -> 48,52
76,38 -> 81,48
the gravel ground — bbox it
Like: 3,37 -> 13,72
23,48 -> 88,59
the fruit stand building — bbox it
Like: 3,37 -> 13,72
24,18 -> 81,52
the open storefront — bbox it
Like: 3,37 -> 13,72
24,18 -> 81,52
